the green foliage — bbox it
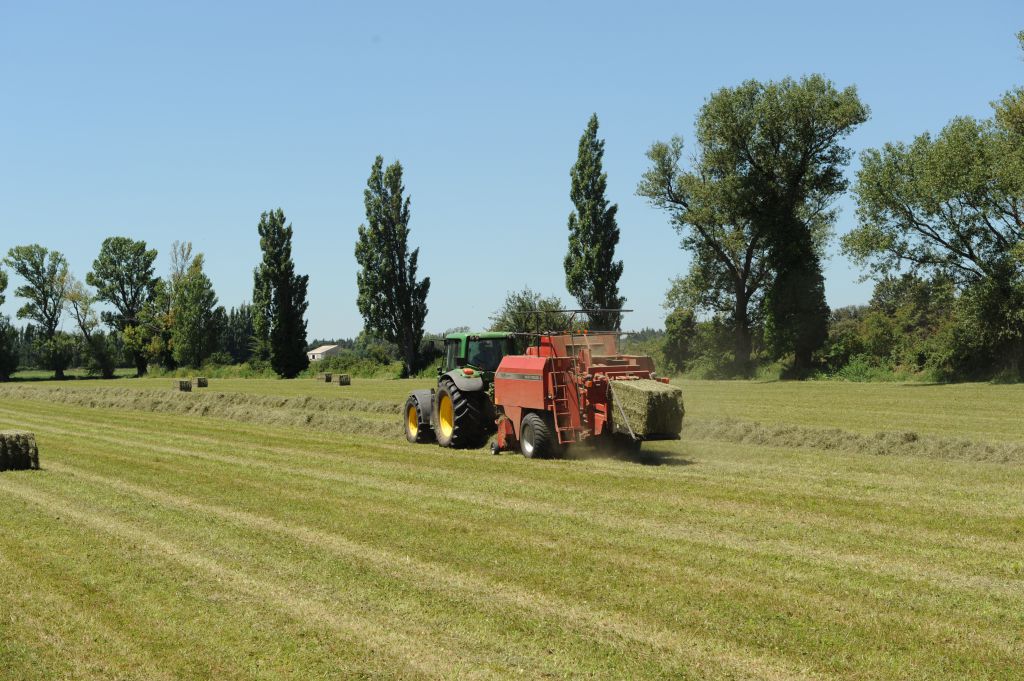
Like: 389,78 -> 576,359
640,75 -> 865,376
662,308 -> 695,373
354,157 -> 430,376
0,316 -> 17,380
255,209 -> 310,378
4,244 -> 69,339
86,236 -> 158,376
4,245 -> 71,377
0,266 -> 7,307
565,114 -> 625,330
38,332 -> 77,379
221,304 -> 255,364
171,253 -> 219,369
66,277 -> 115,378
845,71 -> 1024,379
489,288 -> 572,334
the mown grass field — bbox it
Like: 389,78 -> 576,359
1,377 -> 1022,679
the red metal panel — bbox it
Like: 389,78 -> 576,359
494,356 -> 548,415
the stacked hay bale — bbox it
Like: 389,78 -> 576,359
610,379 -> 684,439
178,380 -> 192,392
336,374 -> 351,386
196,377 -> 209,388
0,431 -> 39,471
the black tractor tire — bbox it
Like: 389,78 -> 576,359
404,394 -> 434,444
520,412 -> 555,458
434,379 -> 489,449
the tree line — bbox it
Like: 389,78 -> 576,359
1,32 -> 1021,382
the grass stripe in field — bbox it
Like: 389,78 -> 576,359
4,402 -> 1024,605
40,460 -> 824,681
0,477 -> 480,679
2,391 -> 1024,678
7,401 -> 1021,554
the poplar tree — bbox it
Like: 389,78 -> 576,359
253,209 -> 309,377
171,253 -> 218,368
355,156 -> 430,376
565,114 -> 625,330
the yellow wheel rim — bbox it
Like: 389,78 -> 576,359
407,405 -> 418,438
439,394 -> 454,439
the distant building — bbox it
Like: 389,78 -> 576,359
307,344 -> 342,362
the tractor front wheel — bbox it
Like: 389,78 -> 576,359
404,395 -> 434,444
434,380 -> 487,449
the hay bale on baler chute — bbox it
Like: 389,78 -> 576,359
610,379 -> 684,439
0,431 -> 40,471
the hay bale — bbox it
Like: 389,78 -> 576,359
337,374 -> 351,386
610,379 -> 684,438
0,431 -> 39,471
323,373 -> 333,383
196,377 -> 209,388
178,380 -> 192,392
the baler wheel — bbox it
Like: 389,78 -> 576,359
520,412 -> 554,458
404,395 -> 434,444
434,379 -> 487,449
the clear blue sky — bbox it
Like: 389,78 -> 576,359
2,1 -> 1021,339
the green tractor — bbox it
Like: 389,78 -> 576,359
404,332 -> 517,448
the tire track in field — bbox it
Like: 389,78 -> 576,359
18,408 -> 1023,604
37,460 -> 817,681
0,479 -> 468,680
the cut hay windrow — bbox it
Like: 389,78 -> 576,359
0,386 -> 401,440
0,430 -> 39,471
610,379 -> 684,439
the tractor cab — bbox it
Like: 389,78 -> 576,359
440,332 -> 518,378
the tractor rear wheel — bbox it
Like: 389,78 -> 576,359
404,395 -> 434,444
520,412 -> 555,458
434,379 -> 488,448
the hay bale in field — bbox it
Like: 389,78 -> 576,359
610,379 -> 684,439
196,377 -> 209,388
178,380 -> 192,392
336,374 -> 351,386
323,373 -> 333,383
0,431 -> 39,471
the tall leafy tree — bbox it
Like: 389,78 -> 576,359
565,114 -> 625,330
171,253 -> 219,368
844,113 -> 1024,376
254,209 -> 309,378
355,156 -> 430,376
639,75 -> 867,375
489,288 -> 573,334
86,236 -> 159,376
4,245 -> 72,378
